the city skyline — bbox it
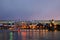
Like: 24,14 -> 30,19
0,0 -> 60,21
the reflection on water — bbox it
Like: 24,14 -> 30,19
9,32 -> 13,40
0,30 -> 60,40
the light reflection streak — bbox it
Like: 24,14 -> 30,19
18,30 -> 21,40
21,32 -> 27,40
9,32 -> 13,40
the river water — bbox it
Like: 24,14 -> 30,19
0,29 -> 60,40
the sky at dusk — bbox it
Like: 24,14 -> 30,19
0,0 -> 60,21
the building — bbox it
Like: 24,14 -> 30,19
0,20 -> 15,27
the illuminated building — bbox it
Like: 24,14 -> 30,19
21,22 -> 27,29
